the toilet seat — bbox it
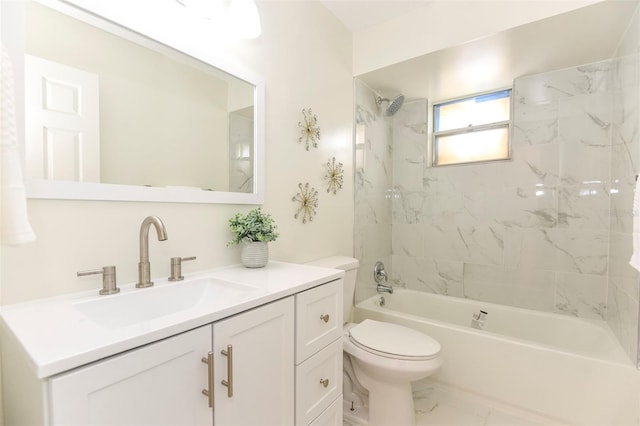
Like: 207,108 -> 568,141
348,319 -> 441,361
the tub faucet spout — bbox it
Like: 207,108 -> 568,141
377,283 -> 394,294
136,216 -> 168,288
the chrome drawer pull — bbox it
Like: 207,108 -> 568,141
320,314 -> 330,323
221,344 -> 234,397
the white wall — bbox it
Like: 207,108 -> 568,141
1,2 -> 24,422
0,0 -> 353,303
353,0 -> 603,75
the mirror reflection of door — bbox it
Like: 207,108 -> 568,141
24,54 -> 100,183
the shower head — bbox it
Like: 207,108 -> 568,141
376,94 -> 404,116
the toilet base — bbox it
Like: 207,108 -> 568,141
368,381 -> 415,425
351,360 -> 417,425
342,382 -> 415,426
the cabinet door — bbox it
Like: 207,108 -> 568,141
213,297 -> 294,425
48,326 -> 213,425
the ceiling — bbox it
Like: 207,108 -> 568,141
317,0 -> 637,103
318,0 -> 431,32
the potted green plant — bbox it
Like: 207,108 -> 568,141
227,208 -> 279,268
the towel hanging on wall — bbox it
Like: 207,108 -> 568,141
1,44 -> 36,246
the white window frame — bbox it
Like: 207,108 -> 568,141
432,88 -> 513,167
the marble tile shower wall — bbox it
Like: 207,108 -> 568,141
391,61 -> 615,321
354,79 -> 393,303
609,5 -> 640,365
355,54 -> 640,364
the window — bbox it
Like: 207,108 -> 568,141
433,89 -> 511,166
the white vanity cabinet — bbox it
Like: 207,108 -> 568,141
294,279 -> 343,425
26,298 -> 294,425
0,263 -> 344,426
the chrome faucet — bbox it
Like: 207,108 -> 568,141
377,283 -> 394,294
374,261 -> 393,294
136,216 -> 168,288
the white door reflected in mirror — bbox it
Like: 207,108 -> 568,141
24,55 -> 100,183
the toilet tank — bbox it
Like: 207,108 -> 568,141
305,256 -> 359,323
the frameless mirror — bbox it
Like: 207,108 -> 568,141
22,0 -> 264,204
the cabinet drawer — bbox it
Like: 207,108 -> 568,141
295,339 -> 342,426
309,396 -> 342,426
295,279 -> 343,363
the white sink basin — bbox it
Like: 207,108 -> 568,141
74,277 -> 258,328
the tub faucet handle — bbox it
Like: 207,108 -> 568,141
374,261 -> 393,294
373,261 -> 388,283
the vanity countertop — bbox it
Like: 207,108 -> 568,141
0,261 -> 343,379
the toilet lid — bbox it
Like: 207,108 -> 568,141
349,319 -> 441,360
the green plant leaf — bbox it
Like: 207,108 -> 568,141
227,208 -> 279,247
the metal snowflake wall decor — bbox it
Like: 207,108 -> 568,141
324,157 -> 344,194
298,108 -> 320,150
292,182 -> 319,223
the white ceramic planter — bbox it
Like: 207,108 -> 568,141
241,241 -> 269,268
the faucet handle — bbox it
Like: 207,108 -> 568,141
78,265 -> 120,295
169,256 -> 196,281
373,261 -> 388,284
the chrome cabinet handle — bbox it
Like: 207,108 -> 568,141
320,314 -> 330,323
320,378 -> 329,388
221,344 -> 233,397
201,352 -> 214,408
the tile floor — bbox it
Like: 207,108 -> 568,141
412,380 -> 555,425
345,378 -> 560,426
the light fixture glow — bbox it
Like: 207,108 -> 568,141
180,0 -> 223,20
176,0 -> 261,40
229,0 -> 262,39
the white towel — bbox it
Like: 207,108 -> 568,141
1,44 -> 36,246
630,175 -> 640,271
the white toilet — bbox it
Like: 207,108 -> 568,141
306,257 -> 442,426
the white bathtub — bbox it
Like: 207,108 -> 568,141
354,290 -> 640,425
